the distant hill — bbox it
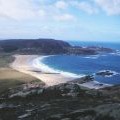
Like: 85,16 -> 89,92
0,38 -> 114,55
0,39 -> 71,54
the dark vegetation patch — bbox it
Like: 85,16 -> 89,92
0,54 -> 14,67
0,81 -> 119,120
0,39 -> 114,55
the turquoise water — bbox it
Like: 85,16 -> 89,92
41,41 -> 120,85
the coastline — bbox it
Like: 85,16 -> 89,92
10,55 -> 77,86
79,80 -> 111,89
10,55 -> 111,89
32,55 -> 84,78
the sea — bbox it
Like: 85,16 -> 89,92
38,41 -> 120,85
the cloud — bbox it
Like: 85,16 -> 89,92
78,2 -> 98,14
1,1 -> 26,20
70,0 -> 120,16
54,1 -> 68,9
0,0 -> 119,22
54,13 -> 75,21
71,1 -> 98,15
0,0 -> 47,20
37,9 -> 46,17
0,0 -> 75,22
95,0 -> 120,15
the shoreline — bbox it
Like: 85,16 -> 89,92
10,55 -> 111,89
10,55 -> 77,86
32,55 -> 84,78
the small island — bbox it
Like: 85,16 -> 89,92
96,70 -> 118,77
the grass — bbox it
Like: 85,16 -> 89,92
0,54 -> 14,68
0,68 -> 41,94
0,54 -> 42,94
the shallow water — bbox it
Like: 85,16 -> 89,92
39,41 -> 120,85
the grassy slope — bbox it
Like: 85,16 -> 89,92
0,54 -> 41,94
0,54 -> 14,67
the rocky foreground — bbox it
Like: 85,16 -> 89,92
0,76 -> 120,120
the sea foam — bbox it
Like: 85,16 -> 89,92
32,56 -> 84,78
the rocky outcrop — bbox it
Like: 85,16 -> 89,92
96,70 -> 118,77
0,81 -> 120,120
66,46 -> 114,55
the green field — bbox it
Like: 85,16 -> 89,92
0,54 -> 41,94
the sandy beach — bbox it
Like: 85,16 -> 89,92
10,55 -> 77,86
10,55 -> 112,89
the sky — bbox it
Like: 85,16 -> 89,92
0,0 -> 120,42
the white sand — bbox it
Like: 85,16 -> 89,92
10,55 -> 111,89
10,55 -> 76,86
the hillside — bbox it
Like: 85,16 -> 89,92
0,80 -> 120,120
0,39 -> 114,55
0,39 -> 70,54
